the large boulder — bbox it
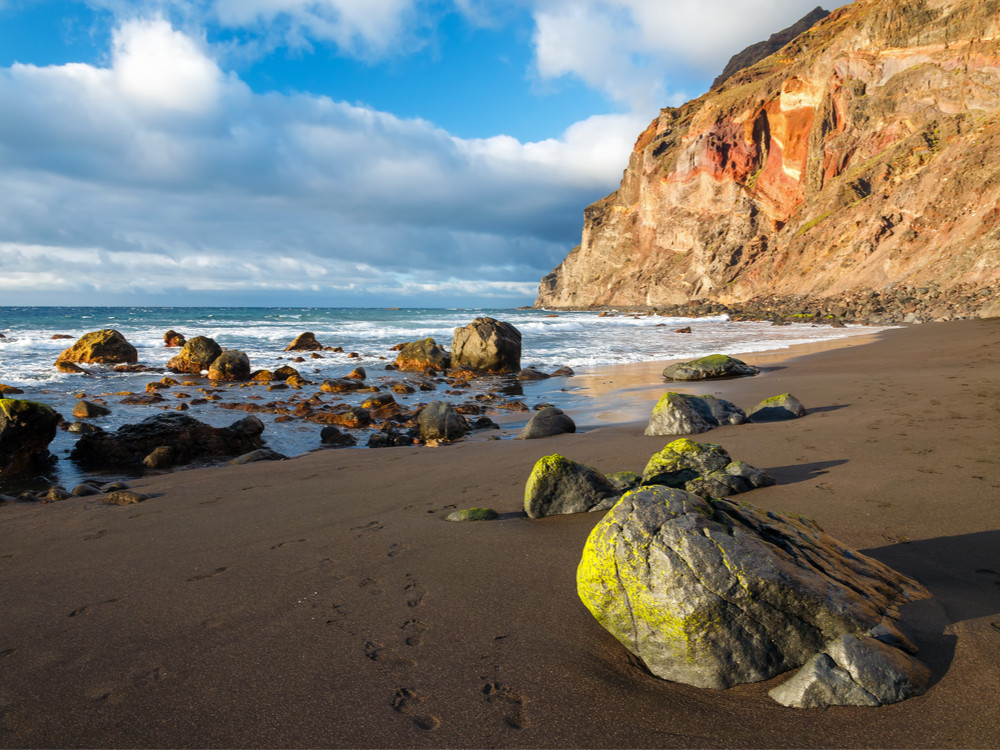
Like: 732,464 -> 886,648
747,393 -> 807,422
70,413 -> 265,468
207,350 -> 251,381
166,336 -> 223,375
451,317 -> 522,373
417,401 -> 468,442
661,354 -> 759,381
55,329 -> 137,366
0,399 -> 62,475
577,486 -> 931,699
285,332 -> 324,351
523,454 -> 619,518
516,406 -> 576,439
645,392 -> 746,435
641,438 -> 774,498
394,338 -> 451,372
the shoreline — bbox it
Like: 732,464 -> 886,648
1,318 -> 997,748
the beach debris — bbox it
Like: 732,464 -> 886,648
0,398 -> 62,476
643,438 -> 774,498
645,392 -> 747,435
166,336 -> 223,375
54,329 -> 138,366
321,425 -> 359,447
451,317 -> 522,373
284,332 -> 324,351
523,455 -> 619,518
661,354 -> 759,381
394,338 -> 451,372
207,350 -> 252,382
71,413 -> 265,468
417,401 -> 468,442
577,485 -> 932,705
72,400 -> 110,419
163,330 -> 186,347
747,393 -> 807,422
102,489 -> 149,505
445,507 -> 499,522
516,406 -> 576,440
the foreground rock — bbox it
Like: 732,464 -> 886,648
747,393 -> 807,421
523,455 -> 619,518
167,336 -> 223,375
645,392 -> 746,435
577,486 -> 932,703
394,338 -> 451,372
55,329 -> 138,366
642,438 -> 774,498
661,354 -> 759,381
71,413 -> 265,468
417,401 -> 467,442
516,406 -> 576,439
0,399 -> 62,475
450,317 -> 521,373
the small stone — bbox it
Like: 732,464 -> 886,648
102,489 -> 149,505
445,507 -> 499,522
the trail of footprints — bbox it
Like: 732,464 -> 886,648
324,530 -> 529,732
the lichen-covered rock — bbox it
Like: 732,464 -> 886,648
285,332 -> 324,351
524,454 -> 619,518
394,338 -> 451,372
577,486 -> 930,691
55,329 -> 138,366
606,470 -> 642,493
445,507 -> 499,522
516,406 -> 576,440
451,317 -> 521,373
166,336 -> 223,375
747,393 -> 807,421
645,392 -> 746,435
417,401 -> 467,442
102,489 -> 149,505
642,439 -> 774,498
769,633 -> 932,708
207,350 -> 251,381
661,355 -> 759,381
0,399 -> 62,476
71,413 -> 265,468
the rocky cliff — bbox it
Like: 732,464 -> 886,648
536,0 -> 1000,320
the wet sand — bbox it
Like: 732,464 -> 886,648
1,318 -> 998,748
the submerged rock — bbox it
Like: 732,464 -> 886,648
523,455 -> 619,518
451,317 -> 522,373
0,398 -> 62,476
55,329 -> 138,366
661,354 -> 759,381
577,486 -> 931,696
645,392 -> 746,435
747,393 -> 807,422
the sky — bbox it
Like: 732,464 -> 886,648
0,0 -> 830,308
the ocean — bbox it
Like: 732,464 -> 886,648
0,306 -> 883,492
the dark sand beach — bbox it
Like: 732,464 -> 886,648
1,318 -> 998,748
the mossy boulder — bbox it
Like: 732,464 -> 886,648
642,438 -> 774,498
55,329 -> 137,366
394,338 -> 451,372
207,350 -> 251,381
166,336 -> 223,375
445,507 -> 499,522
0,399 -> 62,475
661,354 -> 759,381
747,393 -> 807,422
450,317 -> 522,373
645,392 -> 746,435
523,454 -> 619,518
577,486 -> 931,699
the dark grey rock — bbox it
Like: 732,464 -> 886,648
417,401 -> 468,442
451,317 -> 521,373
523,454 -> 619,518
645,392 -> 746,435
516,406 -> 576,440
747,393 -> 807,421
661,354 -> 759,381
228,448 -> 288,464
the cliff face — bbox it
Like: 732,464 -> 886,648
536,0 -> 1000,314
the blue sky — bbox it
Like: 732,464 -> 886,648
0,0 -> 829,307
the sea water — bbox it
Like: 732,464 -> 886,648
0,306 -> 882,491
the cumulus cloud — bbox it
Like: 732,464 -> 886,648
0,16 -> 639,305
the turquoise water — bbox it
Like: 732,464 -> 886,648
0,306 -> 882,492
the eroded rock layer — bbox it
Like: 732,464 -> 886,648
536,0 -> 1000,316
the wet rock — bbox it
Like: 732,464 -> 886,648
164,330 -> 186,347
285,332 -> 324,351
516,406 -> 576,439
645,392 -> 746,435
102,489 -> 149,505
44,487 -> 72,502
55,329 -> 138,366
228,448 -> 288,464
0,398 -> 62,476
72,400 -> 110,419
320,378 -> 368,393
321,425 -> 359,447
55,361 -> 89,374
142,445 -> 175,469
345,367 -> 367,380
71,483 -> 102,496
577,486 -> 930,692
167,336 -> 223,375
0,384 -> 24,395
550,366 -> 575,377
445,507 -> 499,522
451,317 -> 521,373
417,401 -> 468,442
207,350 -> 251,381
394,338 -> 451,372
67,421 -> 104,434
516,367 -> 549,381
523,454 -> 619,518
661,354 -> 759,381
747,393 -> 807,422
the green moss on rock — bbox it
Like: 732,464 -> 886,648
445,507 -> 499,522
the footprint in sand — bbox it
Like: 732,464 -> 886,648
68,598 -> 120,618
403,575 -> 426,608
351,520 -> 385,537
83,529 -> 108,541
401,619 -> 427,647
391,687 -> 440,731
270,538 -> 306,549
482,681 -> 529,729
186,567 -> 227,582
